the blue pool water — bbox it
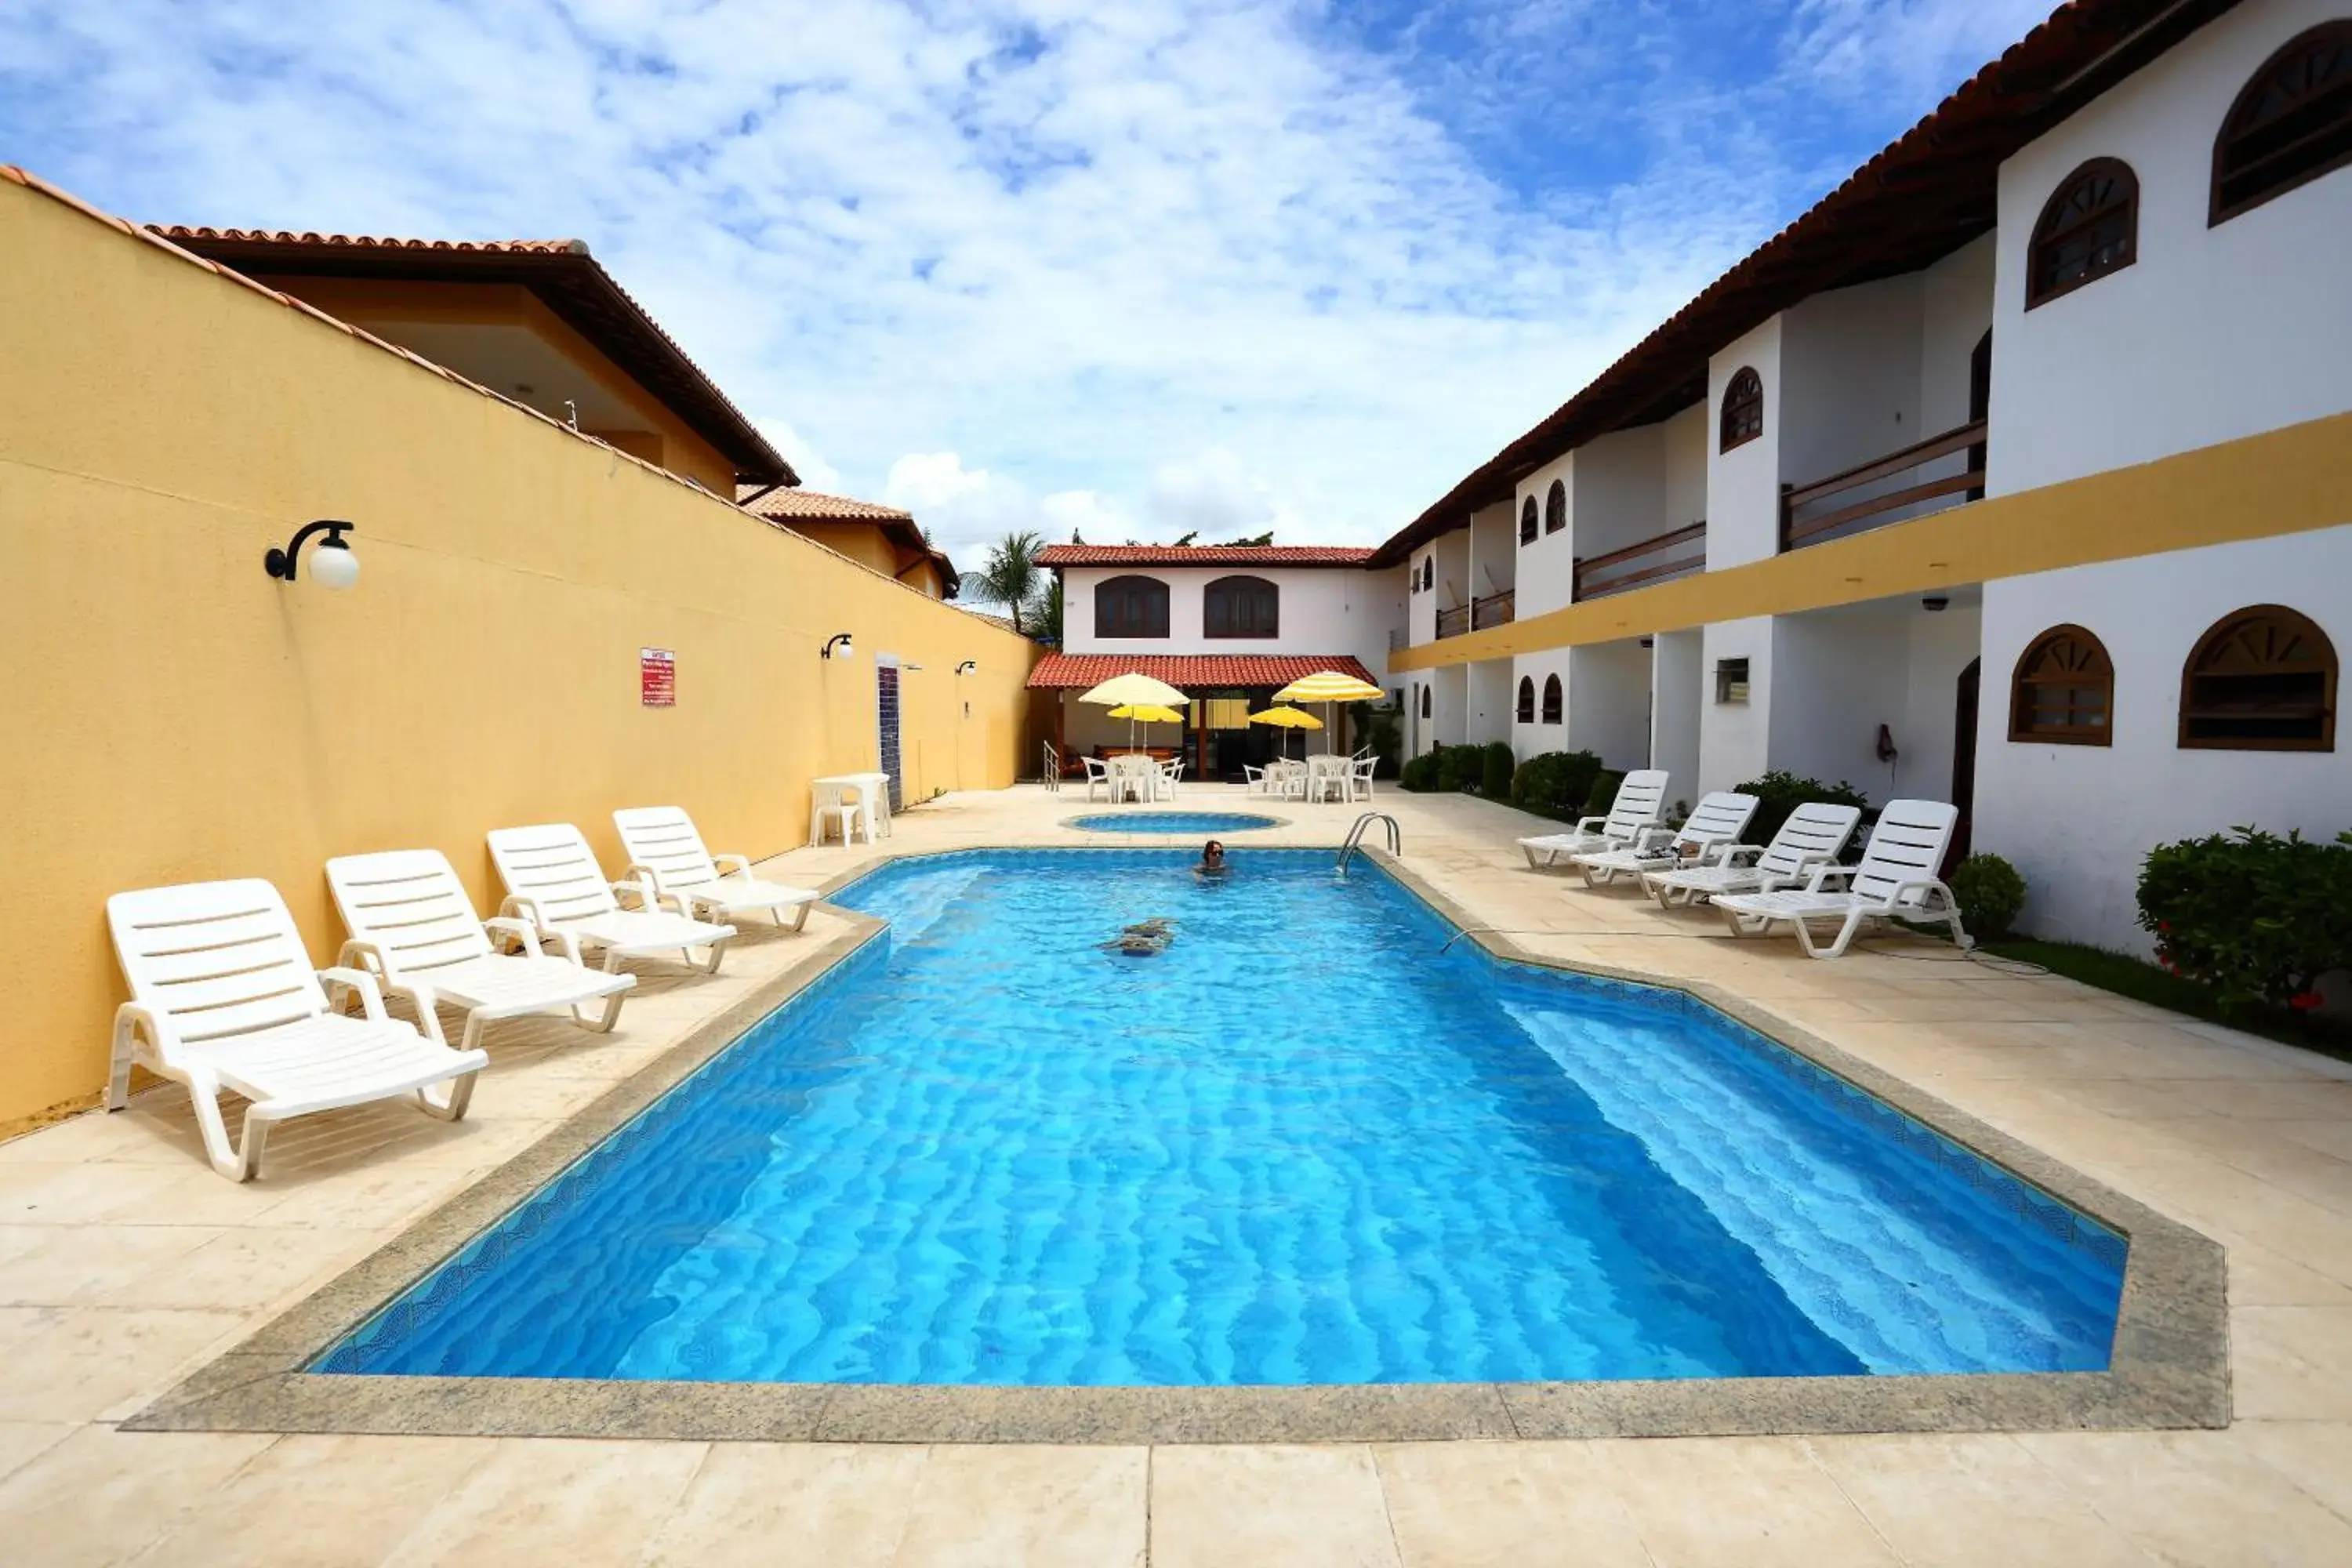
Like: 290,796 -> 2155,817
320,850 -> 2125,1385
1068,811 -> 1279,833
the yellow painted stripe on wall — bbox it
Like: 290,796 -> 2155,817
1390,409 -> 2352,671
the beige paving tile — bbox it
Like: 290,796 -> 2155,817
2232,1420 -> 2352,1523
639,1442 -> 928,1567
891,1443 -> 1145,1568
1602,1436 -> 1897,1566
2013,1431 -> 2352,1564
1807,1433 -> 2154,1566
1150,1445 -> 1399,1568
0,1223 -> 223,1305
1375,1440 -> 1650,1567
0,1305 -> 245,1421
2231,1306 -> 2352,1420
0,1420 -> 74,1486
378,1437 -> 707,1566
0,1424 -> 273,1568
129,1433 -> 492,1567
2227,1239 -> 2352,1306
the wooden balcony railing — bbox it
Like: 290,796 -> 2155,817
1472,590 -> 1515,630
1573,522 -> 1707,602
1435,603 -> 1472,639
1780,419 -> 1984,552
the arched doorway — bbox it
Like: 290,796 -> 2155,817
1947,656 -> 1980,873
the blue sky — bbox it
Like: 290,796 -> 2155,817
0,0 -> 2049,559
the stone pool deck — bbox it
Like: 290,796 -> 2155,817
5,782 -> 2352,1563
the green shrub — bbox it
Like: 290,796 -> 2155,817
1508,750 -> 1603,819
2138,828 -> 2352,1014
1732,769 -> 1872,849
1947,853 -> 2026,940
1479,742 -> 1515,799
1398,749 -> 1439,793
1434,743 -> 1471,793
1585,769 -> 1625,822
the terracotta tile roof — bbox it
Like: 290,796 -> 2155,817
1367,0 -> 2241,567
1025,653 -> 1382,691
1036,545 -> 1378,568
736,485 -> 914,524
735,485 -> 956,594
147,225 -> 793,487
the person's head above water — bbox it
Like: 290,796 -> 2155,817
1201,840 -> 1225,866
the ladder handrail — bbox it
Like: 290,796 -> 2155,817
1042,739 -> 1062,791
1337,811 -> 1401,872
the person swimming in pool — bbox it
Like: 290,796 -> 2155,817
1103,916 -> 1175,956
1196,839 -> 1229,877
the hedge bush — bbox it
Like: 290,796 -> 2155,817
1508,750 -> 1603,819
2138,828 -> 2352,1014
1947,853 -> 2026,940
1585,769 -> 1625,823
1434,744 -> 1471,793
1479,742 -> 1515,799
1399,748 -> 1439,793
1731,769 -> 1872,849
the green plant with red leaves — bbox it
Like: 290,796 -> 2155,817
2136,828 -> 2352,1014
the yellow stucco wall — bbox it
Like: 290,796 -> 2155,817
1390,408 -> 2352,671
0,177 -> 1039,1125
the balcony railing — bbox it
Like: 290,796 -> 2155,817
1435,591 -> 1514,640
1573,522 -> 1707,601
1780,419 -> 1985,552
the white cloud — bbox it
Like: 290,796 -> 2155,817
0,0 -> 2034,548
753,419 -> 843,494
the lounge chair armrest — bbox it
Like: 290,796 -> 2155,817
713,853 -> 753,877
335,938 -> 390,978
1720,844 -> 1765,865
113,1000 -> 181,1062
482,916 -> 546,957
613,877 -> 689,917
623,861 -> 673,895
1574,815 -> 1607,833
1889,877 -> 1959,912
499,893 -> 547,927
1804,864 -> 1857,891
318,966 -> 391,1022
1632,825 -> 1677,851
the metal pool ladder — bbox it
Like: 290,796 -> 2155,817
1337,812 -> 1400,873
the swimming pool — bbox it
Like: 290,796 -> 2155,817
1067,811 -> 1279,833
318,849 -> 2125,1386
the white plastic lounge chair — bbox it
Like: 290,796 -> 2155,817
106,879 -> 488,1181
1711,800 -> 1969,959
1518,769 -> 1670,868
614,806 -> 821,932
1641,801 -> 1862,908
327,848 -> 634,1051
1572,792 -> 1759,888
488,823 -> 738,974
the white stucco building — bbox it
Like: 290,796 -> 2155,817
1031,0 -> 2351,958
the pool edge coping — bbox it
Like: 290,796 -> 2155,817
125,844 -> 2230,1445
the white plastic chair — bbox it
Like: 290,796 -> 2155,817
1347,756 -> 1377,802
1571,792 -> 1759,888
1156,760 -> 1183,799
488,823 -> 738,974
106,879 -> 488,1181
1712,800 -> 1968,958
328,848 -> 634,1051
615,806 -> 821,932
1518,770 -> 1671,867
1082,757 -> 1114,803
1640,802 -> 1863,908
809,782 -> 867,847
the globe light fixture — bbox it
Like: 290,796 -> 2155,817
263,520 -> 361,590
821,633 -> 855,661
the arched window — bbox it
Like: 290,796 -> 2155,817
1519,497 -> 1538,546
1719,368 -> 1763,452
1544,479 -> 1566,534
1094,575 -> 1169,638
2212,23 -> 2352,225
2026,158 -> 2138,308
2180,604 -> 2337,750
2009,624 -> 2114,745
1541,673 -> 1563,724
1515,677 -> 1535,724
1203,575 -> 1278,638
1420,684 -> 1432,719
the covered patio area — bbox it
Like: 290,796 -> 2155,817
1026,653 -> 1385,782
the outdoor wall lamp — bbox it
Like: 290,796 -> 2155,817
955,660 -> 977,676
820,633 -> 855,660
263,520 -> 361,590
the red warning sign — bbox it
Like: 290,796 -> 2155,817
640,648 -> 675,707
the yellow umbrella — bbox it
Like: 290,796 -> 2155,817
1078,673 -> 1189,709
1272,670 -> 1385,753
1103,699 -> 1188,757
1247,705 -> 1322,763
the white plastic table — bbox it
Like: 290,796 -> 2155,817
811,771 -> 892,844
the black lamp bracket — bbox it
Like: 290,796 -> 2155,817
264,519 -> 355,581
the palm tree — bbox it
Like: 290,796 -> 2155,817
972,529 -> 1047,636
